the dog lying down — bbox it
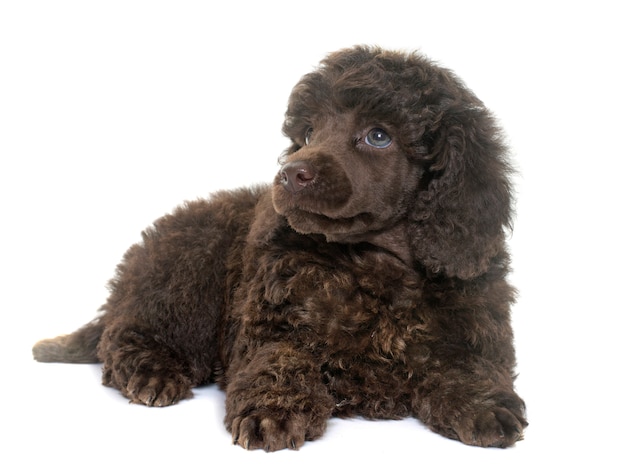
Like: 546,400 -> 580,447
33,45 -> 527,451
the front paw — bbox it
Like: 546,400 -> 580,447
229,410 -> 325,452
455,393 -> 528,448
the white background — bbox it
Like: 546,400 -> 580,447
1,1 -> 624,468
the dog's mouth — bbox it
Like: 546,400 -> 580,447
271,154 -> 399,240
271,156 -> 359,233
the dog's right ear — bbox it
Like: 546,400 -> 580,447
409,100 -> 514,280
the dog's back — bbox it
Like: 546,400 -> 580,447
32,185 -> 267,370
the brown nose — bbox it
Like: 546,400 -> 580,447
280,161 -> 316,193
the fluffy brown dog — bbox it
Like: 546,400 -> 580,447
33,45 -> 527,451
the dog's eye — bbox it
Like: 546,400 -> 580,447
365,128 -> 392,148
304,128 -> 313,145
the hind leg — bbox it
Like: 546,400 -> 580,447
99,327 -> 194,406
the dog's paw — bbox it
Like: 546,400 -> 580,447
230,411 -> 322,452
124,370 -> 193,407
455,393 -> 528,448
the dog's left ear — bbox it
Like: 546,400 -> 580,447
410,101 -> 514,279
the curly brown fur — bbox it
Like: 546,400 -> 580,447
33,45 -> 526,450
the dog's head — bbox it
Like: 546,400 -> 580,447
272,46 -> 513,279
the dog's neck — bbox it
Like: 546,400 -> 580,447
350,222 -> 413,267
370,224 -> 413,267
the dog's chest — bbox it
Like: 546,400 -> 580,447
250,244 -> 426,362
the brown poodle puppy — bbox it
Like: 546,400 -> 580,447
33,45 -> 527,451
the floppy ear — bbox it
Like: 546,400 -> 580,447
410,103 -> 514,279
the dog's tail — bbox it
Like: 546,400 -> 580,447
32,319 -> 103,363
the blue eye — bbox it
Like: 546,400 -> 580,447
365,128 -> 392,148
304,127 -> 313,145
